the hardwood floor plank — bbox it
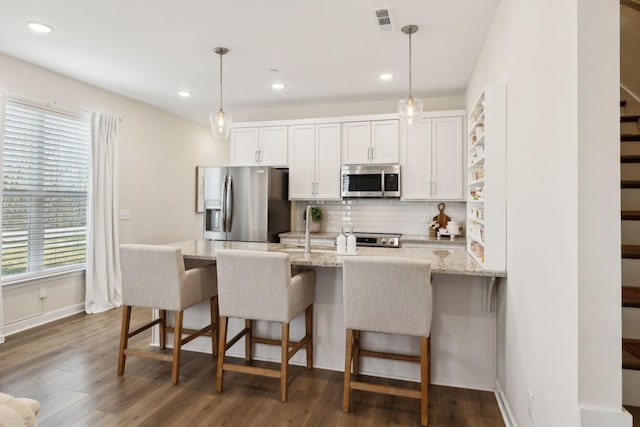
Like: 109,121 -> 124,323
0,307 -> 505,426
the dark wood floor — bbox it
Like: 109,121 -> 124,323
0,308 -> 505,426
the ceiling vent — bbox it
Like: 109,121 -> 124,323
373,8 -> 394,32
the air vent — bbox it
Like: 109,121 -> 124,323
373,8 -> 394,32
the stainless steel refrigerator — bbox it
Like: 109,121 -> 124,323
203,166 -> 290,242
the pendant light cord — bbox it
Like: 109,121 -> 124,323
219,52 -> 223,111
408,31 -> 413,98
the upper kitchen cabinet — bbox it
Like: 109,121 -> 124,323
400,112 -> 465,200
342,120 -> 399,164
230,126 -> 288,167
289,123 -> 341,200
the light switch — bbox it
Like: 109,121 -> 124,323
119,209 -> 131,220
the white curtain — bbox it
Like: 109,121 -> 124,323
85,113 -> 121,314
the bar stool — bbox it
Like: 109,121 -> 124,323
342,256 -> 432,425
118,244 -> 218,385
215,249 -> 315,402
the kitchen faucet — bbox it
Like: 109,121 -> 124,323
304,205 -> 311,254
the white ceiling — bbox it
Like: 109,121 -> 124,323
0,0 -> 499,125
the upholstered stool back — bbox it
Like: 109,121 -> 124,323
343,256 -> 432,337
121,244 -> 217,311
216,249 -> 314,323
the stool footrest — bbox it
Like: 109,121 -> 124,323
359,349 -> 420,364
350,380 -> 421,399
223,362 -> 281,379
124,348 -> 173,362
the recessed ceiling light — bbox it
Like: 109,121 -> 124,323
378,73 -> 394,81
177,90 -> 192,98
26,22 -> 53,33
272,83 -> 286,90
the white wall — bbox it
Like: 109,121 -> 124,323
0,52 -> 227,331
466,1 -> 626,426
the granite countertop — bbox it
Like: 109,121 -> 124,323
279,232 -> 465,246
167,240 -> 506,278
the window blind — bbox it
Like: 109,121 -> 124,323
2,97 -> 91,283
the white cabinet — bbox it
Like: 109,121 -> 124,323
230,126 -> 288,166
466,84 -> 506,270
289,123 -> 341,200
401,114 -> 464,200
342,120 -> 399,164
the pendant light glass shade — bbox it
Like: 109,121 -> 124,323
210,109 -> 232,138
211,47 -> 232,139
397,25 -> 423,128
397,96 -> 423,127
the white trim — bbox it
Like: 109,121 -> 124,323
231,110 -> 467,128
579,406 -> 632,427
3,303 -> 85,336
494,379 -> 518,427
2,269 -> 84,289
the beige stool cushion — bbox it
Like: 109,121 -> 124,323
120,244 -> 217,311
343,256 -> 432,337
216,249 -> 315,322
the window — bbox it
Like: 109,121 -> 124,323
1,95 -> 91,283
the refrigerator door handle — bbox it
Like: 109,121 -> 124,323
225,175 -> 233,232
221,174 -> 228,232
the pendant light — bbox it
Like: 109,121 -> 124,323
210,47 -> 232,139
397,25 -> 423,127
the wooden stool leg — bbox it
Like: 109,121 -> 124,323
245,319 -> 253,362
353,330 -> 361,376
427,336 -> 431,385
210,296 -> 218,357
216,316 -> 228,393
343,328 -> 353,413
117,305 -> 132,375
159,309 -> 167,349
280,322 -> 290,402
305,304 -> 313,369
420,336 -> 429,426
171,311 -> 184,385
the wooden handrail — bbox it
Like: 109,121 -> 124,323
622,0 -> 640,13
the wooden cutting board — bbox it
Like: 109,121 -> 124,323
433,202 -> 451,228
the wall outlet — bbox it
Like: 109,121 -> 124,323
119,209 -> 131,220
527,389 -> 534,423
39,286 -> 47,299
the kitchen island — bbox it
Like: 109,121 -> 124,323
166,239 -> 505,392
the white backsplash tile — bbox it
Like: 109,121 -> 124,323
294,199 -> 466,236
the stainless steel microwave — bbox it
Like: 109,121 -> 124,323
341,164 -> 401,198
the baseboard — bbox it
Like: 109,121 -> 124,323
580,406 -> 632,427
3,303 -> 85,336
494,379 -> 518,427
